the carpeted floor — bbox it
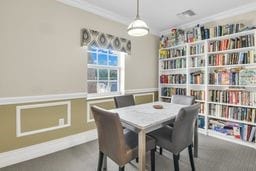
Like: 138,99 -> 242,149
1,134 -> 256,171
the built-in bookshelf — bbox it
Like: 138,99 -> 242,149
158,29 -> 256,148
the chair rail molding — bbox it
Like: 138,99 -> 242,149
0,92 -> 87,105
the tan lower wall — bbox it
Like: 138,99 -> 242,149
0,92 -> 157,153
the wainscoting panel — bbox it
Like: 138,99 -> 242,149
16,101 -> 71,137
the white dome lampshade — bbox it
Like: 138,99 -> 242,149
127,0 -> 149,37
127,18 -> 149,36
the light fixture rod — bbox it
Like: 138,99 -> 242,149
136,0 -> 139,18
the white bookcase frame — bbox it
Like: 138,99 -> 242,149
158,29 -> 256,149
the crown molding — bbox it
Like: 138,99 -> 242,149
160,2 -> 256,35
57,0 -> 130,25
56,0 -> 159,36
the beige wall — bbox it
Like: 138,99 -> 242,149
0,0 -> 159,98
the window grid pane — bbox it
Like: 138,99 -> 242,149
87,47 -> 121,95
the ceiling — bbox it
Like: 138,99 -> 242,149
59,0 -> 256,34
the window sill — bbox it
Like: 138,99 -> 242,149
86,93 -> 123,101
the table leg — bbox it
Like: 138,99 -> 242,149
138,130 -> 146,171
103,155 -> 107,170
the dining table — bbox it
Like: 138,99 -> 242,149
110,101 -> 187,171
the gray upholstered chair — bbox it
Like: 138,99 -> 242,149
150,103 -> 200,171
159,95 -> 198,157
171,95 -> 195,105
114,95 -> 135,108
91,105 -> 155,171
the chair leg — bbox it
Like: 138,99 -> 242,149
173,153 -> 180,171
135,157 -> 139,163
159,147 -> 163,155
188,144 -> 195,171
150,149 -> 155,171
97,151 -> 104,171
119,166 -> 125,171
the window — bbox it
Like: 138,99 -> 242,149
87,47 -> 125,98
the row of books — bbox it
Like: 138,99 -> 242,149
190,90 -> 205,100
161,87 -> 186,97
208,104 -> 256,123
160,23 -> 254,47
208,69 -> 240,85
189,44 -> 205,55
161,58 -> 186,69
208,34 -> 255,52
160,74 -> 187,84
190,71 -> 204,84
199,102 -> 205,114
209,119 -> 256,142
186,23 -> 246,43
208,51 -> 256,66
198,116 -> 205,129
209,89 -> 256,106
190,56 -> 205,67
160,29 -> 185,48
159,48 -> 186,58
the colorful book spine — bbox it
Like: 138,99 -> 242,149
190,90 -> 205,100
208,50 -> 255,66
160,74 -> 187,84
208,104 -> 256,123
161,87 -> 186,97
208,34 -> 255,52
162,58 -> 186,69
209,89 -> 256,106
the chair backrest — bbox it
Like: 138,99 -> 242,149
171,95 -> 195,105
114,95 -> 135,108
171,103 -> 200,154
91,105 -> 126,165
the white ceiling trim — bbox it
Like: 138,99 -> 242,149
57,0 -> 130,25
160,2 -> 256,35
56,0 -> 159,36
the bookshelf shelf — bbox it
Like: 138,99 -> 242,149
207,101 -> 256,109
161,68 -> 187,72
188,53 -> 205,57
159,56 -> 187,61
198,128 -> 207,135
208,130 -> 256,149
208,115 -> 256,126
159,29 -> 256,148
196,100 -> 205,103
188,67 -> 205,70
160,83 -> 187,86
159,44 -> 186,50
188,84 -> 206,86
207,46 -> 256,55
208,84 -> 256,88
208,63 -> 256,69
208,29 -> 255,41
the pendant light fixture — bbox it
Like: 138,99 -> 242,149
127,0 -> 149,36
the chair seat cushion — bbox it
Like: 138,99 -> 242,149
124,131 -> 155,161
148,126 -> 175,152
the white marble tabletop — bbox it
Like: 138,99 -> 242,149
111,101 -> 186,132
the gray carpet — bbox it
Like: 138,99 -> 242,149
1,134 -> 256,171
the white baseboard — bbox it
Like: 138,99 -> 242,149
0,129 -> 97,168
